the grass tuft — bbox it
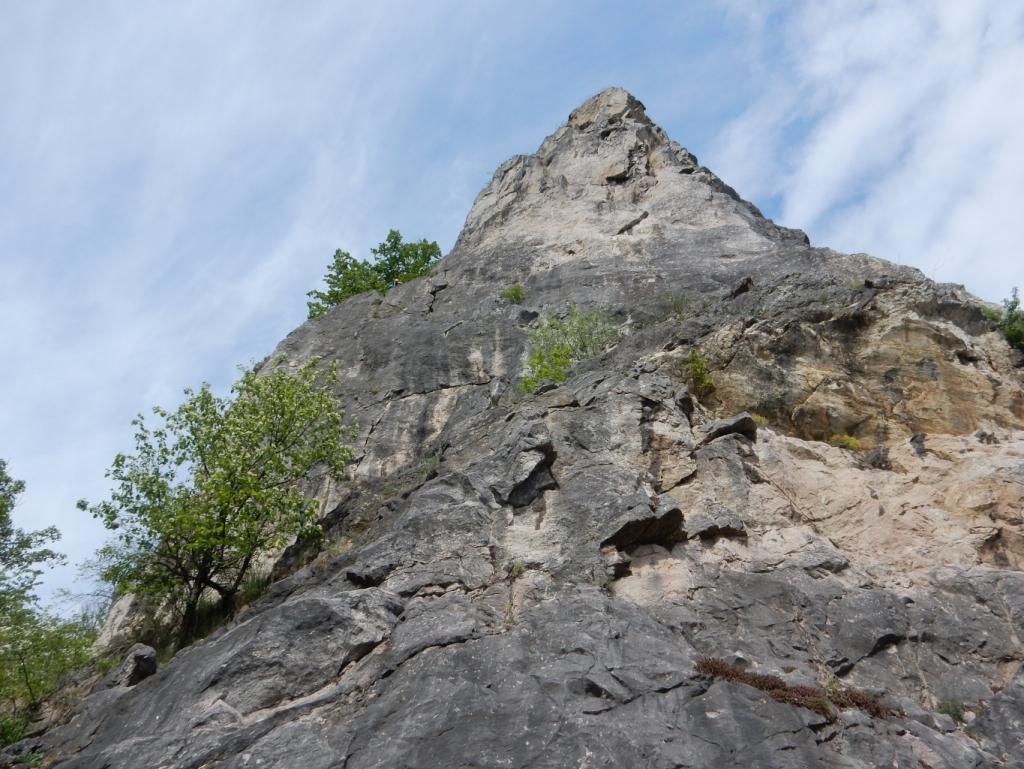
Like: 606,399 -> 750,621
829,434 -> 861,451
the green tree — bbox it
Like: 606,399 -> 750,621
1,460 -> 61,600
519,305 -> 619,393
1,459 -> 95,747
982,287 -> 1024,353
307,230 -> 442,318
79,358 -> 356,649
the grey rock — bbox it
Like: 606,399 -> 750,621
47,87 -> 1024,769
696,412 -> 759,445
100,643 -> 157,689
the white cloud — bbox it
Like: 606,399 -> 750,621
711,0 -> 1024,300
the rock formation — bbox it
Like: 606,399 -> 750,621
11,88 -> 1024,768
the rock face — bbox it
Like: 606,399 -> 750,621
21,88 -> 1024,768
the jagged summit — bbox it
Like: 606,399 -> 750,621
567,87 -> 654,129
16,90 -> 1024,769
454,85 -> 813,293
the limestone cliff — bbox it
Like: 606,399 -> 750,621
12,88 -> 1024,769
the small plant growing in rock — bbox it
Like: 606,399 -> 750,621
751,413 -> 769,428
694,656 -> 891,723
508,558 -> 526,579
653,290 -> 690,322
503,603 -> 519,627
937,699 -> 965,723
982,287 -> 1024,353
681,349 -> 715,399
519,304 -> 619,393
499,284 -> 529,304
829,435 -> 862,451
13,749 -> 44,767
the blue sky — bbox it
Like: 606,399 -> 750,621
3,1 -> 1022,604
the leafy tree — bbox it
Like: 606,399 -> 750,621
519,305 -> 619,393
982,287 -> 1024,353
1,460 -> 95,747
79,358 -> 356,649
307,230 -> 442,318
1,460 -> 62,600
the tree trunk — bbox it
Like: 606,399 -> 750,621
176,597 -> 199,651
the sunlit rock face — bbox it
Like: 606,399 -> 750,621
24,88 -> 1024,769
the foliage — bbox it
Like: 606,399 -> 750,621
518,305 -> 619,393
751,413 -> 769,428
694,656 -> 892,723
1,459 -> 62,600
937,699 -> 965,723
307,230 -> 442,318
0,609 -> 96,746
1,460 -> 96,748
681,349 -> 715,399
982,287 -> 1024,354
499,285 -> 529,305
829,434 -> 862,451
79,358 -> 356,649
653,290 -> 690,322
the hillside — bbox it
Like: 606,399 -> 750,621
10,88 -> 1024,769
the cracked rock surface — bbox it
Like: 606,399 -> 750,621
18,88 -> 1024,769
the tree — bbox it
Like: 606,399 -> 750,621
518,305 -> 619,393
79,358 -> 356,649
1,460 -> 62,600
1,459 -> 94,747
306,230 -> 442,318
982,287 -> 1024,353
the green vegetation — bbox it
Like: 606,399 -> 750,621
306,230 -> 442,319
695,656 -> 891,723
937,699 -> 965,723
79,358 -> 356,650
1,459 -> 97,747
829,434 -> 862,451
982,287 -> 1024,354
681,349 -> 715,399
653,290 -> 690,322
518,305 -> 619,393
499,284 -> 529,304
751,413 -> 769,428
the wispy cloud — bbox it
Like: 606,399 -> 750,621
711,0 -> 1024,300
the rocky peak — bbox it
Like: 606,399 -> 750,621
14,89 -> 1024,769
567,87 -> 653,130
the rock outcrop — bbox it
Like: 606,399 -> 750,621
14,88 -> 1024,769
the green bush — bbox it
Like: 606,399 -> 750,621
982,287 -> 1024,354
307,230 -> 441,318
518,305 -> 618,393
829,434 -> 862,451
499,285 -> 529,305
751,413 -> 769,428
937,699 -> 965,723
682,349 -> 715,399
653,290 -> 690,322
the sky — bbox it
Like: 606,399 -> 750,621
2,0 -> 1022,606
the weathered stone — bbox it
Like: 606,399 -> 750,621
99,644 -> 157,689
41,87 -> 1024,769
